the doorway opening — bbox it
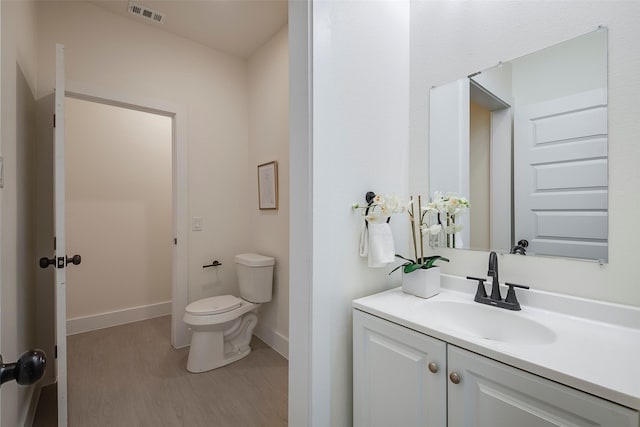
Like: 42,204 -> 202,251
63,86 -> 189,350
64,96 -> 173,337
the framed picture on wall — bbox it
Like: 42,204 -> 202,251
258,160 -> 278,210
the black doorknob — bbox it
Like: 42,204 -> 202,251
0,349 -> 47,387
39,254 -> 82,268
39,257 -> 55,269
66,254 -> 81,266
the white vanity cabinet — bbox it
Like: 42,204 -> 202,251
448,345 -> 639,427
353,309 -> 447,426
354,309 -> 640,427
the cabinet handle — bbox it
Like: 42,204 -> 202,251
449,372 -> 461,384
428,362 -> 438,373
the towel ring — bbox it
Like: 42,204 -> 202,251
364,191 -> 390,228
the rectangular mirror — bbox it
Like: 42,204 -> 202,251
428,27 -> 608,262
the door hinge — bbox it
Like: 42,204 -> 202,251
55,345 -> 58,359
53,114 -> 56,128
54,237 -> 57,251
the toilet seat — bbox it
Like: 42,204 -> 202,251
184,298 -> 258,327
185,295 -> 242,316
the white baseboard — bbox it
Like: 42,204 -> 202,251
254,326 -> 289,359
22,383 -> 41,427
67,301 -> 172,335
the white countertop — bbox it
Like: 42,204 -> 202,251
352,274 -> 640,411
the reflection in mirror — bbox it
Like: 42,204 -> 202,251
428,27 -> 608,262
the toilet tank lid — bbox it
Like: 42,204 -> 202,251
185,295 -> 242,315
235,253 -> 275,267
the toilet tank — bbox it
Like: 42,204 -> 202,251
235,253 -> 275,303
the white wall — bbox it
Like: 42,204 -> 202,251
511,28 -> 607,106
410,1 -> 640,306
247,26 -> 289,357
289,1 -> 410,425
1,1 -> 40,425
65,98 -> 172,320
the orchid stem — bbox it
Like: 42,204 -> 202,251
409,196 -> 418,262
451,215 -> 455,248
418,195 -> 424,264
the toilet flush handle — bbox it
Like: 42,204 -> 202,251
203,260 -> 222,268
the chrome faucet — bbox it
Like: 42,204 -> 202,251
466,251 -> 530,311
488,251 -> 501,301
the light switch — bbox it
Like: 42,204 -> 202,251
192,216 -> 203,231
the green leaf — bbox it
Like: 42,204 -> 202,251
394,254 -> 416,263
391,254 -> 450,275
424,256 -> 450,269
388,262 -> 410,275
403,263 -> 423,274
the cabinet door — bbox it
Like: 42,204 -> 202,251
448,346 -> 639,427
353,310 -> 447,427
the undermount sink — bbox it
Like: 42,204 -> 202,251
423,300 -> 557,345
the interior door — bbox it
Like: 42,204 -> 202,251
514,88 -> 608,261
54,43 -> 69,427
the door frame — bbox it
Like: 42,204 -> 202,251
65,80 -> 189,348
429,78 -> 471,247
0,3 -> 3,421
489,106 -> 512,252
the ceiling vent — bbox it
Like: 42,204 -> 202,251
128,2 -> 165,24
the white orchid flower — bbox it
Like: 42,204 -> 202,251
446,223 -> 464,234
421,202 -> 439,213
421,223 -> 442,235
431,192 -> 447,211
382,194 -> 404,214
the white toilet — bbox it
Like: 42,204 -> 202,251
183,253 -> 275,373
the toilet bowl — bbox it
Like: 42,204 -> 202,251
183,253 -> 275,373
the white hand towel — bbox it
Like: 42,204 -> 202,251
359,221 -> 369,258
366,222 -> 395,268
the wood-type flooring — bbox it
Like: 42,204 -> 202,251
33,315 -> 288,427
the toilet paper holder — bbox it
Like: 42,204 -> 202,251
203,260 -> 222,268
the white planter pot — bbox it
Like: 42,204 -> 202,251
401,266 -> 441,299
